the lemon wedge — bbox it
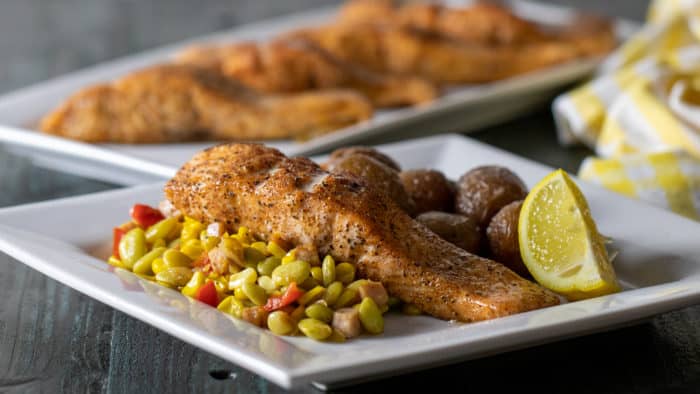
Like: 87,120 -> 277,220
519,169 -> 620,300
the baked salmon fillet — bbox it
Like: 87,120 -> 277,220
286,21 -> 611,85
339,0 -> 615,53
339,0 -> 548,46
164,144 -> 560,322
175,38 -> 438,108
286,0 -> 616,85
40,64 -> 372,143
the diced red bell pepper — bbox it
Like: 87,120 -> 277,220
264,282 -> 304,312
196,281 -> 219,307
129,204 -> 165,228
113,227 -> 127,258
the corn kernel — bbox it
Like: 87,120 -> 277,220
151,258 -> 166,274
182,217 -> 205,241
234,287 -> 248,300
281,249 -> 297,265
181,271 -> 206,297
266,241 -> 286,258
201,235 -> 221,251
180,239 -> 204,260
218,295 -> 244,318
250,241 -> 268,255
108,256 -> 126,269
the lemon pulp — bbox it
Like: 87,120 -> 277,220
519,169 -> 620,300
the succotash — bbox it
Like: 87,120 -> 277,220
108,203 -> 421,342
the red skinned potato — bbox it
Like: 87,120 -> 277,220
399,169 -> 455,214
326,153 -> 415,214
454,166 -> 527,229
323,146 -> 401,172
486,200 -> 529,277
415,211 -> 481,254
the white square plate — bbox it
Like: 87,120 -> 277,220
1,134 -> 697,390
0,1 -> 639,185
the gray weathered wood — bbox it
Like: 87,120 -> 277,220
4,1 -> 700,393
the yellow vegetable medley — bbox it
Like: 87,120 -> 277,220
108,203 -> 414,341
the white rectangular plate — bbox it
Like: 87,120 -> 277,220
0,134 -> 698,390
0,1 -> 639,184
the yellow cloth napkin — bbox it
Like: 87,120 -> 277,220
579,150 -> 700,220
553,0 -> 700,219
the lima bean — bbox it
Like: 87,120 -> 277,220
310,266 -> 323,282
298,318 -> 332,340
322,255 -> 336,286
359,297 -> 384,334
132,247 -> 166,275
229,268 -> 257,290
257,256 -> 281,277
305,303 -> 333,323
271,260 -> 310,287
334,288 -> 358,308
163,249 -> 192,268
242,282 -> 268,306
118,228 -> 147,269
324,282 -> 344,306
298,286 -> 325,305
267,311 -> 295,335
335,263 -> 355,284
145,217 -> 178,243
156,267 -> 193,287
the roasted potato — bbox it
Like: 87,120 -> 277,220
329,154 -> 415,214
415,211 -> 481,254
399,169 -> 455,214
323,146 -> 401,172
454,166 -> 527,228
486,200 -> 529,277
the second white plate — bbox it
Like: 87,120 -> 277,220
0,1 -> 639,184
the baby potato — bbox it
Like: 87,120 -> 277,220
454,166 -> 527,228
486,200 -> 529,277
330,154 -> 415,214
399,169 -> 455,214
415,211 -> 481,254
323,146 -> 401,172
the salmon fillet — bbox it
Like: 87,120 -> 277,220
339,0 -> 615,52
175,39 -> 438,108
286,0 -> 616,85
164,144 -> 560,322
40,64 -> 372,143
287,22 -> 608,84
339,0 -> 548,46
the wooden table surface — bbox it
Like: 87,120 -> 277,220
5,1 -> 700,393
